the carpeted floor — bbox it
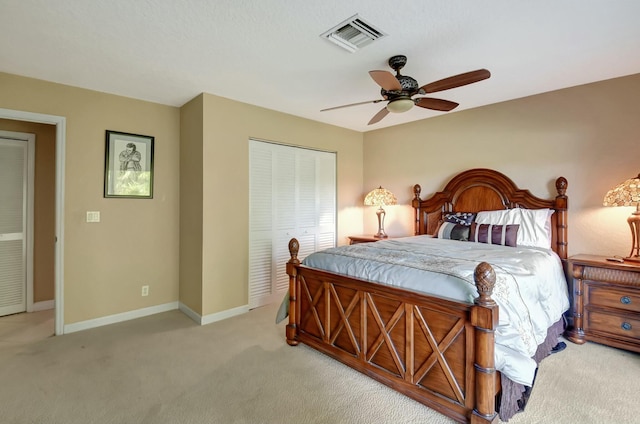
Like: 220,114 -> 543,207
0,304 -> 638,424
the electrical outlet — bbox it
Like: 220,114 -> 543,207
141,285 -> 149,296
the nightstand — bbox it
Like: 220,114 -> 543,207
348,235 -> 390,245
565,254 -> 640,353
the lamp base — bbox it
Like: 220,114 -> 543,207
373,207 -> 388,239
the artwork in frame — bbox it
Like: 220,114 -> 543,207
104,130 -> 154,198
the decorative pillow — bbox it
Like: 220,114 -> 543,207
474,208 -> 554,249
443,212 -> 476,226
470,223 -> 519,247
436,222 -> 471,241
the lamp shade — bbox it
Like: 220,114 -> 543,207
364,186 -> 397,206
603,173 -> 640,261
603,174 -> 640,207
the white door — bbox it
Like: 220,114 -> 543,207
0,135 -> 33,317
248,140 -> 336,309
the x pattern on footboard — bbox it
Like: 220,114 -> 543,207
296,270 -> 476,419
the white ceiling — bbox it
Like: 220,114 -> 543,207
2,1 -> 640,132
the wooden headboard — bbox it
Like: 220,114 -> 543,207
411,168 -> 568,259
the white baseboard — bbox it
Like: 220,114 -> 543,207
33,300 -> 55,312
179,302 -> 249,325
63,301 -> 179,334
178,302 -> 201,324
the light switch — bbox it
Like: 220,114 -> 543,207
86,211 -> 100,223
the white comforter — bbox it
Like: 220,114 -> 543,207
302,235 -> 569,386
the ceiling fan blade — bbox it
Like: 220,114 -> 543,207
369,70 -> 402,91
321,99 -> 383,112
415,97 -> 459,112
420,69 -> 491,93
368,107 -> 390,125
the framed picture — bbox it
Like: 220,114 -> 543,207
104,130 -> 154,198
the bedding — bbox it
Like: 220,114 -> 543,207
302,235 -> 569,386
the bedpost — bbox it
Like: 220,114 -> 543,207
412,184 -> 422,235
470,262 -> 499,424
286,238 -> 300,346
554,177 -> 568,260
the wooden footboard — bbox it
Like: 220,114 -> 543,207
286,238 -> 499,424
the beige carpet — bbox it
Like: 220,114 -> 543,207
0,304 -> 637,424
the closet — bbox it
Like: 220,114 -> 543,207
248,139 -> 336,308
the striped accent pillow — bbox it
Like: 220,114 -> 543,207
470,223 -> 519,247
437,222 -> 470,241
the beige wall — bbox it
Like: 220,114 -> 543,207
0,72 -> 181,324
0,119 -> 56,303
363,73 -> 640,257
197,93 -> 363,316
179,95 -> 204,314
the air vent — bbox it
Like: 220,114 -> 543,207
321,15 -> 386,53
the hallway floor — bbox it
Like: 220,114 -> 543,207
0,309 -> 55,348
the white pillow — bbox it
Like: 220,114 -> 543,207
474,208 -> 554,249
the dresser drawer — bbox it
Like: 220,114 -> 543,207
586,309 -> 640,340
587,285 -> 640,313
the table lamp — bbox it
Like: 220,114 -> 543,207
364,186 -> 397,238
603,173 -> 640,262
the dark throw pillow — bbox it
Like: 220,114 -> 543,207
443,212 -> 477,226
437,222 -> 471,241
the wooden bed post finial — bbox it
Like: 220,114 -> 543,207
288,238 -> 300,264
413,184 -> 421,200
556,176 -> 567,197
474,262 -> 496,306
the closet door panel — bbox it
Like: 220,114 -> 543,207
317,151 -> 336,251
249,140 -> 336,308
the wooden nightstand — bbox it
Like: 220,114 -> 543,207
348,235 -> 390,245
565,254 -> 640,353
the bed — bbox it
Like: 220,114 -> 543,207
284,168 -> 569,424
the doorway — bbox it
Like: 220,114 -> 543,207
0,131 -> 34,317
0,108 -> 66,335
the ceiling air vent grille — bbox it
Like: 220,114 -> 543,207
321,15 -> 386,53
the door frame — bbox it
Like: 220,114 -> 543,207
0,131 -> 35,315
0,108 -> 66,335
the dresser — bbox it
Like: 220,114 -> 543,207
565,254 -> 640,353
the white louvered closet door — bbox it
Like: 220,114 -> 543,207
249,140 -> 336,309
0,138 -> 27,316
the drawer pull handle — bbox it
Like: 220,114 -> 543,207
621,322 -> 632,331
620,296 -> 631,305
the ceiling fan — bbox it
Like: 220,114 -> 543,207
321,55 -> 491,125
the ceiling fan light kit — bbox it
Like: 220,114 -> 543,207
386,99 -> 414,113
322,54 -> 491,125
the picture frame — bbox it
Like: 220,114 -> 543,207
104,130 -> 154,198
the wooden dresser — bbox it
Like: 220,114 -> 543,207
565,254 -> 640,353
